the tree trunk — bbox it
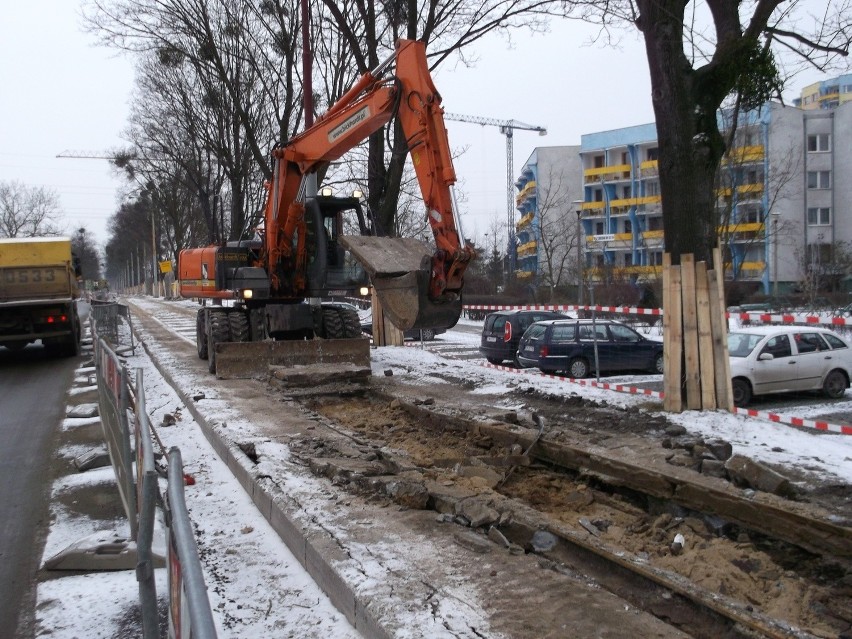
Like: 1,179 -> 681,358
640,1 -> 723,265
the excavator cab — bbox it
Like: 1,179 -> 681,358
303,195 -> 373,296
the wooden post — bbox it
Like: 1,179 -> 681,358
695,261 -> 717,409
680,255 -> 701,409
371,289 -> 403,346
712,248 -> 734,411
662,253 -> 683,412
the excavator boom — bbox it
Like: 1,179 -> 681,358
269,38 -> 474,330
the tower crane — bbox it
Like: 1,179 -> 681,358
443,113 -> 547,274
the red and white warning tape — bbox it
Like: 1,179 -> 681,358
463,304 -> 852,327
481,362 -> 852,436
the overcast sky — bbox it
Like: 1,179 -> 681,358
0,1 -> 841,249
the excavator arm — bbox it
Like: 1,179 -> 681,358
265,38 -> 475,331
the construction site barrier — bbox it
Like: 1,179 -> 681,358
134,370 -> 163,637
95,336 -> 138,538
462,303 -> 852,327
165,448 -> 217,639
90,301 -> 136,352
91,312 -> 216,638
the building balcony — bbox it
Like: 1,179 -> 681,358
517,240 -> 537,257
639,160 -> 658,176
516,212 -> 534,232
515,180 -> 536,206
583,163 -> 632,183
587,265 -> 663,279
718,183 -> 764,198
580,201 -> 606,215
725,145 -> 765,164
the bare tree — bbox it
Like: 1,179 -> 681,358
0,181 -> 65,238
582,0 -> 852,265
533,168 -> 581,301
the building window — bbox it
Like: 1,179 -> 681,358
650,251 -> 663,266
595,221 -> 605,235
647,147 -> 658,161
624,220 -> 632,233
624,253 -> 633,267
594,155 -> 605,168
807,207 -> 831,225
807,170 -> 831,189
622,185 -> 631,199
646,181 -> 660,197
807,133 -> 830,152
647,216 -> 663,231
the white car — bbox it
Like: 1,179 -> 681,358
728,326 -> 852,407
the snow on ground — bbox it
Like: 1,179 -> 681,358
371,335 -> 852,484
37,347 -> 364,638
35,302 -> 852,638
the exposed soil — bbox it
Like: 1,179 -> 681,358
294,372 -> 852,639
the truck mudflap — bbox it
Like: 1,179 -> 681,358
340,236 -> 461,331
212,337 -> 371,379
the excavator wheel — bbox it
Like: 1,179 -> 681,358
196,310 -> 208,359
321,307 -> 345,339
207,309 -> 231,374
339,307 -> 363,338
228,310 -> 251,343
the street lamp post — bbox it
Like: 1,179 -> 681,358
575,203 -> 584,306
771,212 -> 780,299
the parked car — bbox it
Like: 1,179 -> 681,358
359,311 -> 445,341
727,326 -> 852,406
516,318 -> 664,378
479,309 -> 568,365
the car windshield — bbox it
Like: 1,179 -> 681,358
727,332 -> 767,357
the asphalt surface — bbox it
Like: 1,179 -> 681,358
0,345 -> 79,638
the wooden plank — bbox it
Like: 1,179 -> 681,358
707,270 -> 730,410
694,261 -> 716,409
662,254 -> 683,412
680,255 -> 701,410
712,247 -> 734,411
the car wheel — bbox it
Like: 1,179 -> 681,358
567,357 -> 590,379
486,357 -> 503,365
196,310 -> 208,360
822,369 -> 848,399
732,378 -> 752,407
651,352 -> 664,374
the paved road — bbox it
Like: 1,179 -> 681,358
0,345 -> 78,638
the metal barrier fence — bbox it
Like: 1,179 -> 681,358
90,301 -> 136,353
166,448 -> 217,639
91,308 -> 216,639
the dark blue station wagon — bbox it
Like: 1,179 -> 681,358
517,319 -> 664,378
479,310 -> 568,365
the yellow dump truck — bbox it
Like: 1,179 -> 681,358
0,237 -> 82,356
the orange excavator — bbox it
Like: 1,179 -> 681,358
178,39 -> 475,376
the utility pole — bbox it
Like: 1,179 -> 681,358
443,114 -> 547,280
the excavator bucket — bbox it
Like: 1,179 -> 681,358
341,236 -> 462,331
